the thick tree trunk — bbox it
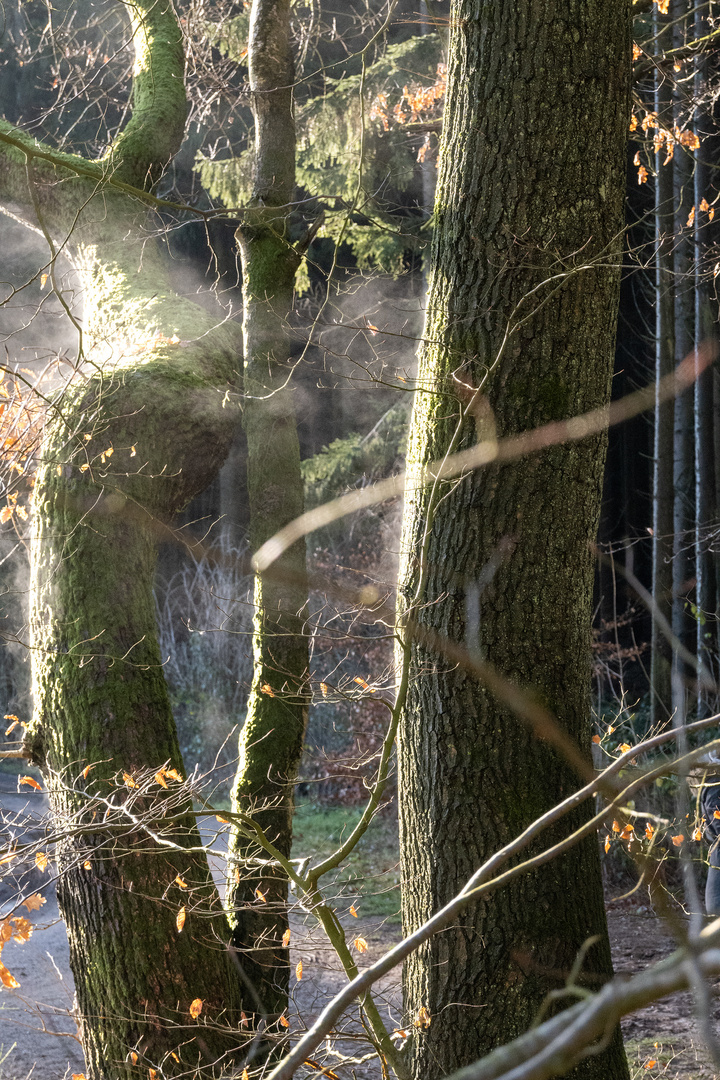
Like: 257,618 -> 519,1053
225,0 -> 309,1019
26,200 -> 248,1078
0,0 -> 262,1071
397,2 -> 631,1078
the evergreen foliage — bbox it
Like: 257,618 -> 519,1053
197,34 -> 442,275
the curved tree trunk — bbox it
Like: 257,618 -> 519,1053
397,2 -> 631,1077
225,0 -> 310,1019
0,1 -> 255,1074
26,201 -> 248,1077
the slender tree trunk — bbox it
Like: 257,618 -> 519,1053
225,0 -> 310,1019
651,26 -> 675,726
672,0 -> 696,717
693,10 -> 716,716
397,2 -> 631,1078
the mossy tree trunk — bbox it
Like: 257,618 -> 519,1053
225,0 -> 310,1019
0,1 -> 257,1075
397,2 -> 632,1078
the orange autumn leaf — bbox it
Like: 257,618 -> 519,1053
175,875 -> 188,889
11,917 -> 33,943
415,1005 -> 431,1029
255,888 -> 267,903
295,960 -> 303,981
687,206 -> 696,228
320,682 -> 329,698
216,815 -> 230,824
122,772 -> 137,789
72,1075 -> 87,1080
678,129 -> 701,150
672,834 -> 684,847
604,835 -> 611,853
0,961 -> 19,988
165,767 -> 182,782
655,0 -> 669,12
632,44 -> 641,61
84,860 -> 92,870
645,823 -> 655,839
19,775 -> 42,791
35,851 -> 48,872
260,683 -> 275,697
189,997 -> 203,1019
176,906 -> 186,932
0,507 -> 12,524
282,928 -> 291,947
349,904 -> 358,918
21,893 -> 45,912
618,743 -> 632,753
714,810 -> 720,820
353,936 -> 369,953
592,734 -> 601,745
638,165 -> 649,185
612,820 -> 621,833
242,1071 -> 250,1080
645,1062 -> 657,1070
353,676 -> 369,689
279,1014 -> 290,1028
130,1053 -> 138,1064
693,827 -> 703,841
149,1071 -> 157,1080
620,824 -> 634,841
4,715 -> 19,735
155,770 -> 168,788
82,764 -> 95,780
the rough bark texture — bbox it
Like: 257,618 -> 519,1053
225,0 -> 309,1019
398,2 -> 631,1078
0,1 -> 254,1073
25,199 -> 248,1078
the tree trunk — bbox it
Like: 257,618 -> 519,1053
651,24 -> 675,727
694,10 -> 716,715
672,0 -> 696,717
397,2 -> 631,1077
0,0 -> 263,1072
25,197 -> 248,1077
225,0 -> 310,1019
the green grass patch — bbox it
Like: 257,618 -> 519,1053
291,802 -> 401,921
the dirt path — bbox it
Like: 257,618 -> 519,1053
1,789 -> 719,1080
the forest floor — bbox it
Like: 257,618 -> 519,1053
1,785 -> 720,1080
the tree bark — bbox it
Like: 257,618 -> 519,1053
671,0 -> 696,717
651,25 -> 675,726
25,196 -> 248,1077
225,0 -> 310,1019
693,8 -> 717,715
397,2 -> 631,1077
0,1 -> 256,1073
